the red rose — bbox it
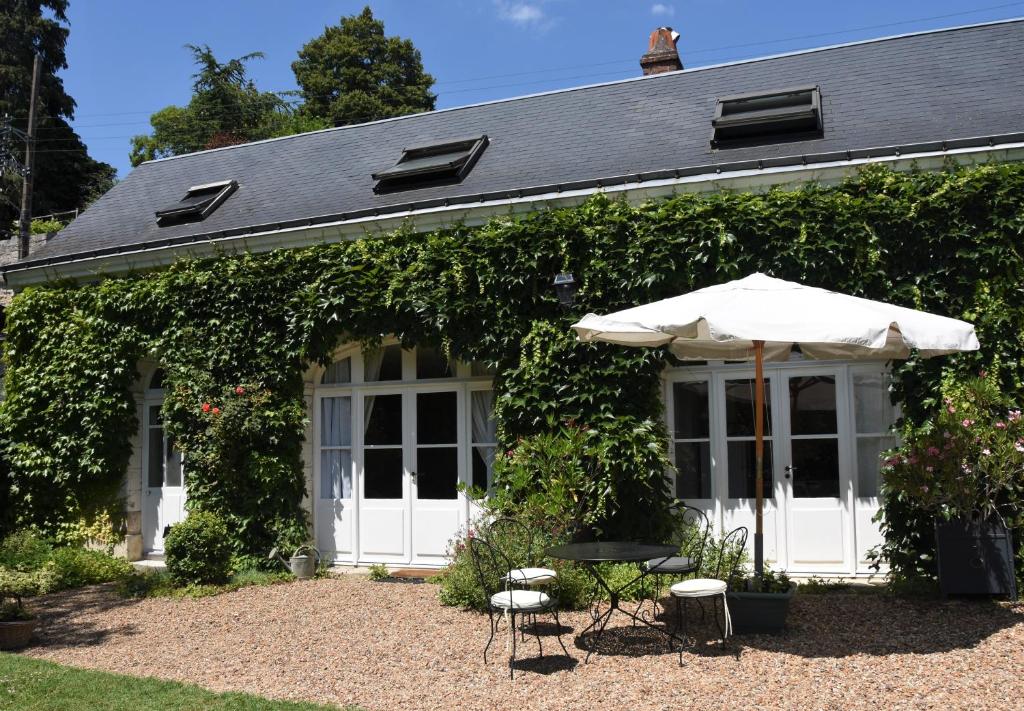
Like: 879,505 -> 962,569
201,403 -> 211,413
235,386 -> 245,395
212,407 -> 221,415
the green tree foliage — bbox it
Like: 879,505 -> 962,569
2,164 -> 1023,580
0,0 -> 115,237
292,6 -> 436,127
129,45 -> 328,166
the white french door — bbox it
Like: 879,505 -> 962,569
141,399 -> 185,553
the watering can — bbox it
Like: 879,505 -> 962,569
268,544 -> 321,580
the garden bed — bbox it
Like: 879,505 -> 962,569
14,575 -> 1024,710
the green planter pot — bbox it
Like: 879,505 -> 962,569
726,585 -> 795,634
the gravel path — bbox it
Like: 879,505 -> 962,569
19,577 -> 1024,711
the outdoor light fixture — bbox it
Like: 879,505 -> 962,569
553,272 -> 578,308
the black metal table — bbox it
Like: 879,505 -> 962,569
545,541 -> 679,661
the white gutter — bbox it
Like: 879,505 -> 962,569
6,141 -> 1024,289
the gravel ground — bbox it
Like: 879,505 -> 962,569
19,577 -> 1024,711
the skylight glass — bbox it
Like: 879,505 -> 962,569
372,136 -> 488,193
711,86 -> 821,147
155,180 -> 237,226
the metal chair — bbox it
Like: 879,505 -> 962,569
669,525 -> 748,663
637,504 -> 711,622
489,516 -> 558,588
467,535 -> 571,679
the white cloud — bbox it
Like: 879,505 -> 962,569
494,1 -> 554,30
651,3 -> 675,16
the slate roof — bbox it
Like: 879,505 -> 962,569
13,19 -> 1024,271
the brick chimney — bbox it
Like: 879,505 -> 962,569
640,27 -> 682,75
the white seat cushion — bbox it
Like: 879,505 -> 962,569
670,578 -> 727,598
490,589 -> 553,612
504,567 -> 557,586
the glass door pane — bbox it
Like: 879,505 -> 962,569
724,378 -> 773,500
364,394 -> 403,499
788,376 -> 839,498
416,391 -> 458,499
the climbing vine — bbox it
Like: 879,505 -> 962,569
2,163 -> 1023,576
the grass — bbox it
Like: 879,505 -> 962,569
118,568 -> 296,599
0,653 -> 357,710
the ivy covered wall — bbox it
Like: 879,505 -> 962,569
1,163 -> 1022,575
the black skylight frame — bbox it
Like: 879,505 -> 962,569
155,179 -> 238,226
711,85 -> 822,148
372,135 -> 489,193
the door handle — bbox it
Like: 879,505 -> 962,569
784,465 -> 796,479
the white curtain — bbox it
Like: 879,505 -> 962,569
471,390 -> 497,488
321,396 -> 352,499
322,357 -> 351,385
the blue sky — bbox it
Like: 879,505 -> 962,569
62,0 -> 1024,177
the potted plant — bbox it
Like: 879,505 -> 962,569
882,375 -> 1021,598
0,568 -> 50,649
726,565 -> 795,634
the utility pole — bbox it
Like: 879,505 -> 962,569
17,53 -> 41,260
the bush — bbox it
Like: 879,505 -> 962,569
0,568 -> 55,621
163,512 -> 233,586
0,530 -> 53,572
47,547 -> 134,590
367,563 -> 389,581
119,566 -> 292,599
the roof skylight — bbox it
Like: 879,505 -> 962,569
372,136 -> 488,193
155,180 -> 237,226
711,86 -> 822,147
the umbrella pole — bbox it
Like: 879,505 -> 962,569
754,340 -> 765,578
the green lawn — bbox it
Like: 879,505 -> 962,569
0,653 -> 353,711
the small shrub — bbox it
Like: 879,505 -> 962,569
163,512 -> 233,586
367,563 -> 389,581
0,568 -> 55,621
797,576 -> 846,594
47,547 -> 134,590
0,530 -> 53,572
118,567 -> 292,599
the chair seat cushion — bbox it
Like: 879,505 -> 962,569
490,589 -> 553,612
670,578 -> 727,597
504,567 -> 557,586
643,556 -> 696,573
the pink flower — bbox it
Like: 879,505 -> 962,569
1015,442 -> 1024,453
235,386 -> 245,395
212,407 -> 221,415
925,466 -> 934,473
947,406 -> 956,414
1009,410 -> 1022,422
926,446 -> 940,457
996,421 -> 1007,430
979,369 -> 988,378
961,418 -> 974,428
943,431 -> 952,439
982,448 -> 991,456
921,484 -> 929,493
201,403 -> 211,413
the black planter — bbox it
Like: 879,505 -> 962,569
935,518 -> 1018,599
726,584 -> 795,634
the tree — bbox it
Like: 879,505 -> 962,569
0,0 -> 116,236
292,7 -> 436,127
130,45 -> 327,166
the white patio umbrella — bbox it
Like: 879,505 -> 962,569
572,272 -> 980,576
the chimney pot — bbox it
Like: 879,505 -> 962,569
640,26 -> 682,75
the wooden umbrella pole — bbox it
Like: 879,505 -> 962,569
754,340 -> 765,578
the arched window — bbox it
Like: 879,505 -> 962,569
148,369 -> 166,390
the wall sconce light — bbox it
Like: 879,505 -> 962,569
552,272 -> 578,308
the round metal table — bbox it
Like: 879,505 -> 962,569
546,541 -> 679,661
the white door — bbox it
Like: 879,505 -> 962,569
142,401 -> 185,553
315,394 -> 355,562
358,390 -> 409,563
717,372 -> 786,568
411,389 -> 464,565
778,369 -> 854,573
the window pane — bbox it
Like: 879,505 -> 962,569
416,447 -> 458,499
321,357 -> 352,384
147,428 -> 164,488
857,436 -> 894,499
321,449 -> 352,499
673,381 -> 709,439
416,347 -> 454,379
149,404 -> 162,426
364,394 -> 402,445
417,391 -> 457,445
321,397 -> 352,447
148,369 -> 165,390
789,376 -> 837,435
854,372 -> 894,434
164,437 -> 182,487
792,439 -> 840,498
365,345 -> 402,382
472,446 -> 495,491
364,449 -> 403,499
725,379 -> 772,437
727,440 -> 773,499
675,441 -> 711,499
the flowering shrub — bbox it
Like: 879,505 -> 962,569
882,376 -> 1024,523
